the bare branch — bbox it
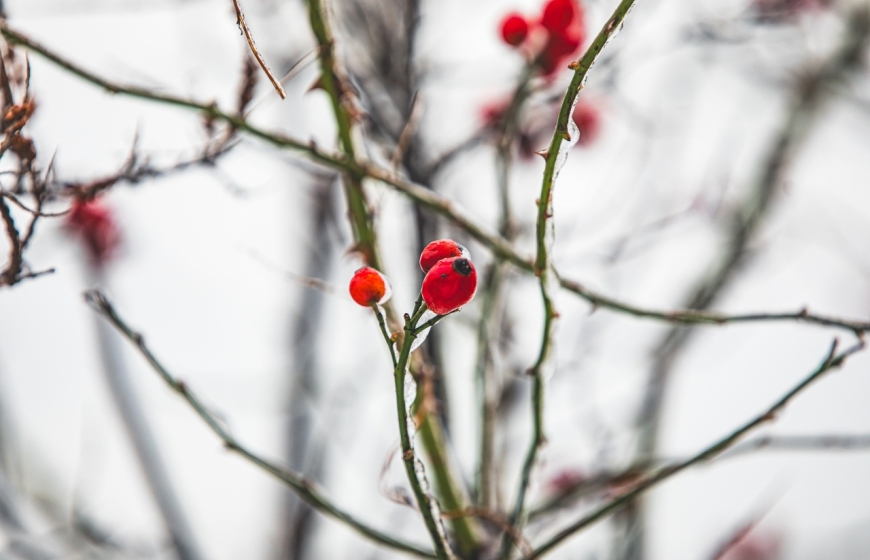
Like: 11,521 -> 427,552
524,339 -> 865,559
230,0 -> 286,99
84,289 -> 437,559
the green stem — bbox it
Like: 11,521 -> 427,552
415,311 -> 456,334
302,0 -> 479,548
505,3 -> 642,558
394,312 -> 456,560
499,280 -> 555,560
372,304 -> 397,367
304,0 -> 380,270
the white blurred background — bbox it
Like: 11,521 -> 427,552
0,0 -> 869,559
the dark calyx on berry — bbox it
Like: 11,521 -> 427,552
452,258 -> 473,277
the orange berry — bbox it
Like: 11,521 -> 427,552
349,267 -> 392,306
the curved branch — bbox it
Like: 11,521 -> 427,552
84,290 -> 437,559
523,339 -> 865,559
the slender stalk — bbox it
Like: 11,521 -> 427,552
85,290 -> 437,559
502,3 -> 642,558
528,431 -> 870,523
301,2 -> 480,550
7,23 -> 870,334
89,274 -> 205,560
523,340 -> 865,559
372,304 -> 398,367
304,0 -> 382,273
394,311 -> 456,560
230,0 -> 286,99
414,311 -> 457,335
499,281 -> 554,560
625,8 -> 870,558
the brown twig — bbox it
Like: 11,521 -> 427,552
0,194 -> 21,286
391,91 -> 421,172
230,0 -> 286,99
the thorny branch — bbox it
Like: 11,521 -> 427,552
502,2 -> 641,557
6,21 -> 870,340
0,24 -> 870,342
390,301 -> 457,560
529,432 -> 870,521
624,6 -> 870,557
85,289 -> 438,559
0,42 -> 51,288
302,0 -> 479,552
523,339 -> 865,559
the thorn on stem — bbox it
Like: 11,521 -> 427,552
307,75 -> 325,93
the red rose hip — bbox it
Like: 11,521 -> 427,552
541,0 -> 578,32
419,239 -> 468,273
421,257 -> 477,315
349,267 -> 392,306
66,197 -> 121,267
500,13 -> 529,47
572,101 -> 601,146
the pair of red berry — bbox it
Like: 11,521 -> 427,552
500,0 -> 586,76
349,240 -> 478,315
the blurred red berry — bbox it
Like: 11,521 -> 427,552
66,197 -> 120,267
421,257 -> 477,315
500,13 -> 530,46
419,239 -> 468,273
349,267 -> 392,306
538,11 -> 585,76
480,98 -> 509,129
545,469 -> 587,495
541,0 -> 578,32
753,0 -> 831,22
719,533 -> 781,560
572,101 -> 601,146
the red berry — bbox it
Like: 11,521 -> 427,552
500,13 -> 529,47
349,267 -> 392,306
66,197 -> 120,267
754,0 -> 831,22
480,99 -> 509,129
572,101 -> 601,146
539,25 -> 584,75
550,25 -> 583,57
421,257 -> 477,315
419,239 -> 468,273
541,0 -> 578,32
